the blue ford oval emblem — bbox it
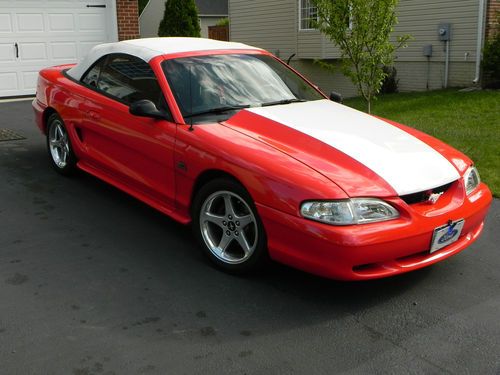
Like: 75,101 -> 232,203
438,229 -> 458,244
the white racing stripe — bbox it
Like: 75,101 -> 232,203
246,100 -> 460,196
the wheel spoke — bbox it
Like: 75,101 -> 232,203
223,194 -> 235,217
49,139 -> 60,147
235,231 -> 252,255
201,211 -> 225,229
218,234 -> 232,254
62,148 -> 68,162
56,124 -> 64,139
235,214 -> 253,228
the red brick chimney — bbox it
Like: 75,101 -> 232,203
117,0 -> 140,40
486,0 -> 499,39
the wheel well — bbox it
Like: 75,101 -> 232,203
190,169 -> 241,210
42,107 -> 57,134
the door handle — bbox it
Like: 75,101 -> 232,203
86,4 -> 106,7
14,42 -> 18,58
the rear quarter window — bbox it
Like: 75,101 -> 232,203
79,53 -> 170,116
98,55 -> 162,106
81,59 -> 104,87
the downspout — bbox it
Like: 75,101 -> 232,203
444,40 -> 450,88
473,0 -> 487,84
138,0 -> 151,37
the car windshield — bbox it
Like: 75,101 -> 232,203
161,54 -> 324,123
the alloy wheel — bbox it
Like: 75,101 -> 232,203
199,190 -> 258,264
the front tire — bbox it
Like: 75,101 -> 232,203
46,113 -> 76,175
192,178 -> 268,274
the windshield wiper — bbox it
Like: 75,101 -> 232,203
184,104 -> 250,119
260,98 -> 306,107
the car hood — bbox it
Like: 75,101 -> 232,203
224,99 -> 462,197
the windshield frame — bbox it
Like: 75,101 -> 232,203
159,51 -> 327,125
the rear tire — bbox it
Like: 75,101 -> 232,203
192,178 -> 268,275
46,113 -> 76,175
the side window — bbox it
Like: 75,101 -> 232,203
81,58 -> 105,87
97,54 -> 166,108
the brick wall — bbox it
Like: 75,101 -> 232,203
486,0 -> 500,38
117,0 -> 140,40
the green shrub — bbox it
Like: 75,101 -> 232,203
215,18 -> 229,27
157,0 -> 201,37
482,12 -> 500,88
380,66 -> 399,94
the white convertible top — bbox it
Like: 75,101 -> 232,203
67,37 -> 263,81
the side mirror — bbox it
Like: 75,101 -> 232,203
129,99 -> 167,120
329,91 -> 343,104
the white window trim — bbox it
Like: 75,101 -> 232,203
298,0 -> 318,31
298,1 -> 353,32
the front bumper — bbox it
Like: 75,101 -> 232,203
257,181 -> 492,280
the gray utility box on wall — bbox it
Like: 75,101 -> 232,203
423,44 -> 433,57
438,23 -> 452,41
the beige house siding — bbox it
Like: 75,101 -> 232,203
289,60 -> 474,98
229,0 -> 486,97
229,0 -> 296,59
394,0 -> 480,63
395,61 -> 476,91
290,59 -> 358,97
297,31 -> 320,58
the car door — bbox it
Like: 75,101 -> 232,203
78,53 -> 177,209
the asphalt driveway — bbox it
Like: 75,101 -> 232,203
1,99 -> 499,375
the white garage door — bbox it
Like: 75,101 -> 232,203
0,0 -> 118,98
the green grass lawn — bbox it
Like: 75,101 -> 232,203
344,89 -> 500,197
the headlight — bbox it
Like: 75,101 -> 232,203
300,198 -> 399,225
464,166 -> 480,195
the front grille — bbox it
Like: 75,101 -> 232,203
400,182 -> 453,205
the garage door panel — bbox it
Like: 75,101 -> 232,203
48,13 -> 75,31
16,13 -> 45,32
79,40 -> 106,57
0,14 -> 13,32
19,43 -> 47,61
79,13 -> 106,32
22,71 -> 38,90
0,44 -> 15,62
0,72 -> 18,91
0,0 -> 116,97
51,42 -> 78,60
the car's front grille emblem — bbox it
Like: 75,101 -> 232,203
427,191 -> 444,204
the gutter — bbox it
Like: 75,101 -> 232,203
473,0 -> 487,84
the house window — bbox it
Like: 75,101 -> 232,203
299,1 -> 353,31
299,0 -> 318,30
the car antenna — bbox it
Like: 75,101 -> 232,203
188,64 -> 194,132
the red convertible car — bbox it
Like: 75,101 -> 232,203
33,37 -> 492,280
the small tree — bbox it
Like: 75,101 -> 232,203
158,0 -> 201,37
313,0 -> 410,113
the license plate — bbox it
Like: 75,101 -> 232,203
430,219 -> 465,253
